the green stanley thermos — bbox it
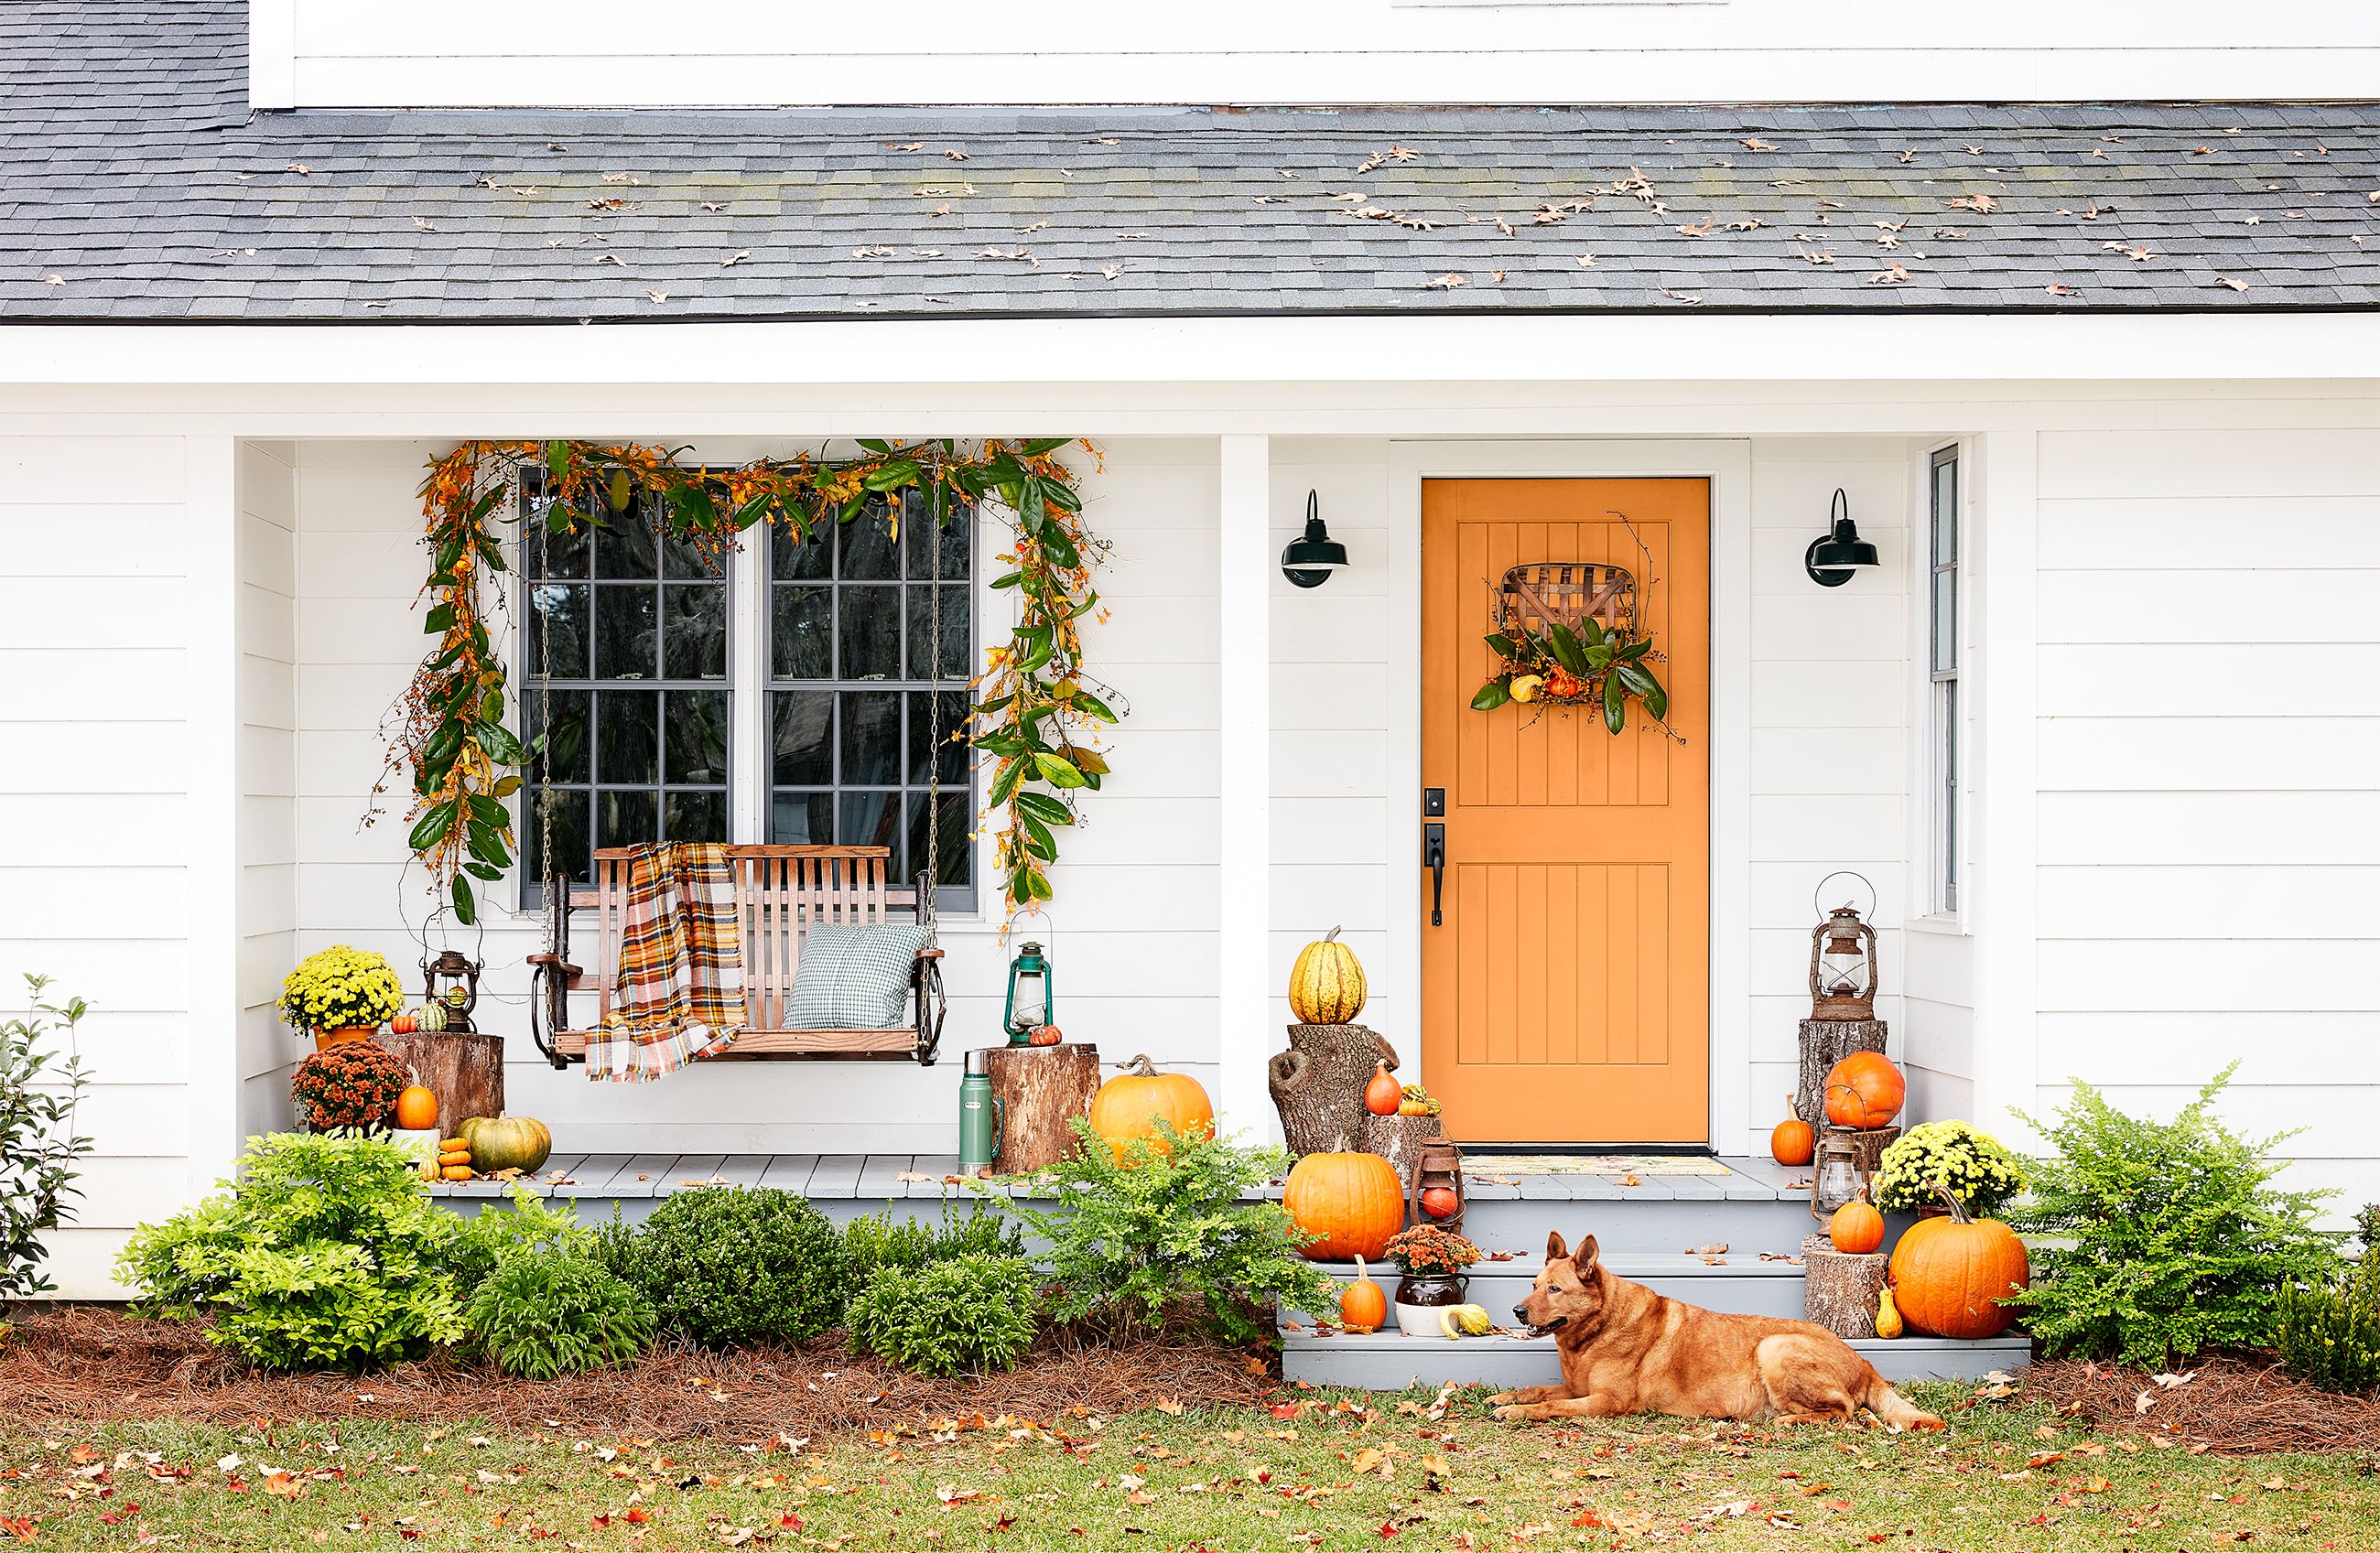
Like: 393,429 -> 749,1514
958,1049 -> 1004,1178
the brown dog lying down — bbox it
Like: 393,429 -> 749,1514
1489,1231 -> 1943,1429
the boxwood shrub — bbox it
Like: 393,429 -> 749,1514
618,1186 -> 846,1346
847,1253 -> 1040,1377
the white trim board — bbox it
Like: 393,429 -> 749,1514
1385,439 -> 1754,1151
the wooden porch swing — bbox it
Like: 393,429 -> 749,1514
528,846 -> 947,1067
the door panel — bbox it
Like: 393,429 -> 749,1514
1421,478 -> 1711,1144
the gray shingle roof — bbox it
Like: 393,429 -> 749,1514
4,0 -> 2376,323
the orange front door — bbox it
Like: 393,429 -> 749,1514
1420,479 -> 1711,1145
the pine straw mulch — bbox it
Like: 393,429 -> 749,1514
2026,1352 -> 2380,1457
0,1306 -> 1275,1442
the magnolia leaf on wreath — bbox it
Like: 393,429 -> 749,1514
1472,622 -> 1680,740
380,437 -> 1113,928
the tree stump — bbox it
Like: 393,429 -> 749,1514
1801,1235 -> 1889,1340
984,1042 -> 1102,1177
1269,1023 -> 1399,1158
1795,1018 -> 1888,1127
1822,1124 -> 1902,1178
374,1030 -> 503,1137
1362,1111 -> 1442,1181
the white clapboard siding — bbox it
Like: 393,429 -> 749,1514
0,434 -> 214,1298
2035,426 -> 2380,1222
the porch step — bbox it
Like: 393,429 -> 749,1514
1296,1254 -> 1811,1321
1281,1326 -> 2028,1388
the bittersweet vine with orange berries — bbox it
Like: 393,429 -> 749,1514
386,438 -> 1110,926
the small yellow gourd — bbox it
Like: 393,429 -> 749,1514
1876,1285 -> 1905,1340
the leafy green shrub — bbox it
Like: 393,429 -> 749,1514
2276,1263 -> 2380,1394
2007,1065 -> 2335,1367
449,1187 -> 592,1293
999,1120 -> 1336,1343
464,1252 -> 656,1379
847,1254 -> 1039,1377
1870,1119 -> 2027,1219
0,975 -> 92,1300
842,1202 -> 1024,1283
115,1132 -> 465,1371
617,1187 -> 846,1346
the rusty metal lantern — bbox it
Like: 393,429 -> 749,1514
1810,1130 -> 1867,1221
1807,871 -> 1878,1022
422,949 -> 480,1033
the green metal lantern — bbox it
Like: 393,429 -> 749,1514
1003,941 -> 1053,1044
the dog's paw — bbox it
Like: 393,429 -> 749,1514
1484,1390 -> 1518,1406
1491,1404 -> 1535,1423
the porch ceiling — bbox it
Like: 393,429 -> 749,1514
4,1 -> 2375,326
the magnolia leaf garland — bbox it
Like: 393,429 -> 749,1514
384,437 -> 1111,926
1470,613 -> 1673,737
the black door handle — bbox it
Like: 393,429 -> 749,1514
1423,822 -> 1446,926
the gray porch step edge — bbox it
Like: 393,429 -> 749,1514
1282,1328 -> 2028,1388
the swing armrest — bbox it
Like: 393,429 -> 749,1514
914,947 -> 944,961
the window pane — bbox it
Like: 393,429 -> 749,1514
665,788 -> 728,842
905,584 -> 969,680
524,788 -> 589,890
907,690 -> 970,783
597,691 -> 659,785
665,689 -> 730,784
906,501 -> 970,580
907,791 -> 971,889
662,525 -> 716,580
772,691 -> 832,786
593,585 -> 658,680
1931,568 -> 1957,674
597,788 -> 656,848
838,790 -> 903,873
773,523 -> 830,581
771,585 -> 832,679
593,510 -> 660,579
1931,458 -> 1958,566
771,790 -> 833,845
527,518 -> 589,580
838,587 -> 901,680
838,499 -> 901,580
525,687 -> 591,784
839,690 -> 902,785
662,583 -> 729,680
527,583 -> 590,680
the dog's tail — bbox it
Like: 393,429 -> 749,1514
1862,1375 -> 1944,1432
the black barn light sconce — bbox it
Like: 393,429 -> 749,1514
1281,489 -> 1350,588
1804,488 -> 1881,588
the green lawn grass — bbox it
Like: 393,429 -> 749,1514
12,1382 -> 2379,1551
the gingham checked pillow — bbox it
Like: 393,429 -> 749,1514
785,923 -> 929,1030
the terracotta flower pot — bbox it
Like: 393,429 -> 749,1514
314,1025 -> 377,1052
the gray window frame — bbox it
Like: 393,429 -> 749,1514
1927,445 -> 1961,916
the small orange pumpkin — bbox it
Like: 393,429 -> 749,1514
1823,1052 -> 1907,1130
1363,1062 -> 1402,1117
1283,1150 -> 1405,1262
1888,1187 -> 2029,1340
1770,1094 -> 1815,1166
1339,1256 -> 1388,1333
395,1084 -> 439,1132
1829,1188 -> 1885,1255
1087,1054 -> 1215,1159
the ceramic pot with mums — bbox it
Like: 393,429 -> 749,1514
1380,1224 -> 1483,1335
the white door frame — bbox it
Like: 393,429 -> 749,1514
1385,439 -> 1754,1152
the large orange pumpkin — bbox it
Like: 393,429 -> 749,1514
395,1085 -> 439,1132
1770,1094 -> 1815,1166
1888,1188 -> 2029,1340
1823,1052 -> 1907,1129
1282,1150 -> 1405,1262
1087,1054 -> 1215,1159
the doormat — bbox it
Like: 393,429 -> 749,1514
1471,1155 -> 1734,1177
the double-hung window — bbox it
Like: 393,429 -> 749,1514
1926,446 -> 1961,915
520,485 -> 974,911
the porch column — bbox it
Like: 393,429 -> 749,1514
1216,435 -> 1273,1141
1970,429 -> 2040,1148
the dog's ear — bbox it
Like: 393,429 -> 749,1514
1543,1230 -> 1569,1263
1573,1234 -> 1600,1268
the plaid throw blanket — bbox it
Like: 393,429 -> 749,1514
585,842 -> 745,1082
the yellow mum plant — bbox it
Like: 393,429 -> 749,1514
278,946 -> 406,1034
